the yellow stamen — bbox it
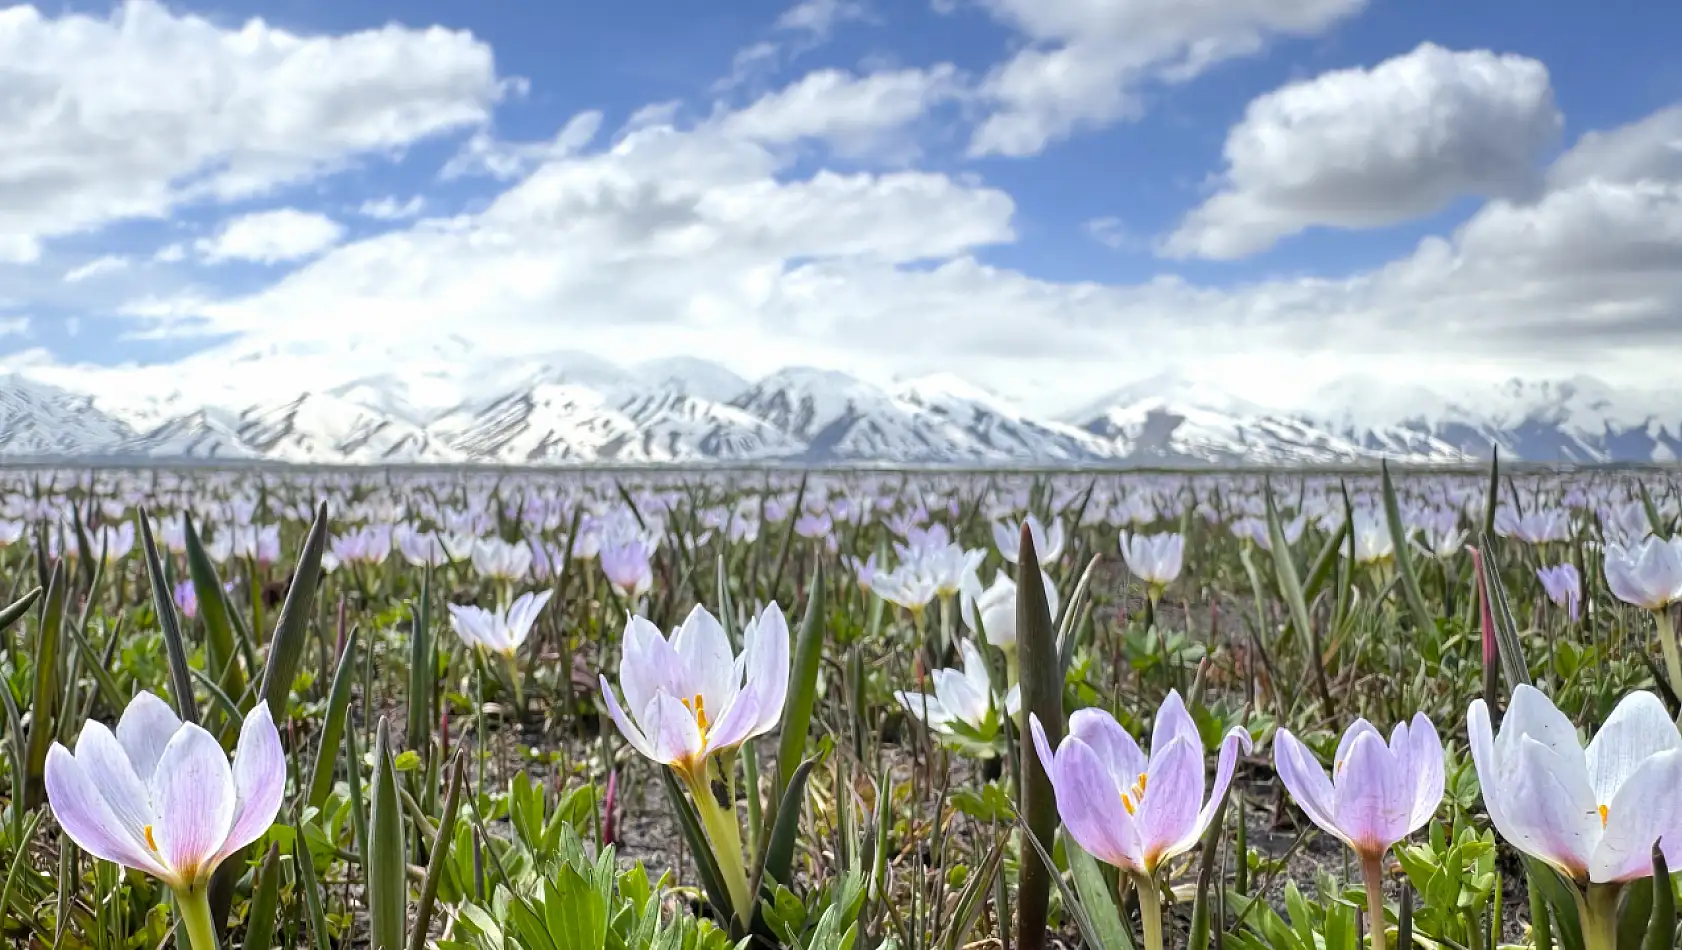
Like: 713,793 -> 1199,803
681,693 -> 710,736
1122,792 -> 1137,815
1121,772 -> 1148,815
143,824 -> 158,852
1599,804 -> 1609,827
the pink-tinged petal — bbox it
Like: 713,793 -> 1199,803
1500,685 -> 1589,781
72,722 -> 157,848
1333,719 -> 1384,774
1053,738 -> 1144,873
149,724 -> 237,885
1184,726 -> 1252,854
1584,691 -> 1680,806
672,605 -> 736,714
745,603 -> 791,735
1501,735 -> 1599,880
1150,690 -> 1200,762
1029,715 -> 1058,781
1467,700 -> 1513,840
895,691 -> 954,730
115,691 -> 181,785
46,743 -> 169,879
1068,708 -> 1148,789
1591,749 -> 1682,882
218,702 -> 285,860
646,692 -> 705,769
1399,714 -> 1445,834
1137,735 -> 1203,868
1274,728 -> 1344,844
1331,731 -> 1409,855
620,615 -> 683,717
600,675 -> 657,760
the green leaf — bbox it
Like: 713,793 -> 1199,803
775,565 -> 825,803
409,753 -> 467,950
243,844 -> 283,950
22,560 -> 66,811
183,513 -> 245,714
306,627 -> 361,809
368,718 -> 408,950
756,757 -> 817,900
260,502 -> 330,716
1015,522 -> 1063,950
137,509 -> 198,725
1645,845 -> 1675,950
1380,461 -> 1438,636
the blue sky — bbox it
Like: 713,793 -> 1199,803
6,0 -> 1682,414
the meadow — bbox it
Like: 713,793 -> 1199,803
0,460 -> 1677,950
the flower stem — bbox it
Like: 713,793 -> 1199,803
1133,873 -> 1164,950
1360,852 -> 1387,950
1652,609 -> 1682,710
174,886 -> 221,950
1578,883 -> 1622,950
687,772 -> 754,925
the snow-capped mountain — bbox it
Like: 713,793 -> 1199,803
4,359 -> 1682,466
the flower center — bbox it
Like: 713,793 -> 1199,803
143,824 -> 158,852
1599,803 -> 1609,827
681,693 -> 710,737
1121,771 -> 1148,816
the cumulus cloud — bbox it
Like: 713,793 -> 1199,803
715,66 -> 964,156
358,196 -> 427,221
775,0 -> 870,39
196,209 -> 346,264
63,256 -> 131,283
969,0 -> 1367,157
0,0 -> 503,257
1165,44 -> 1562,259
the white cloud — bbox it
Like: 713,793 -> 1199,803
196,209 -> 346,264
716,66 -> 963,156
0,316 -> 28,338
1548,104 -> 1682,190
0,0 -> 503,256
63,255 -> 131,283
1164,44 -> 1561,259
153,243 -> 187,264
969,0 -> 1367,157
358,196 -> 427,221
442,112 -> 605,180
775,0 -> 869,40
1085,217 -> 1141,250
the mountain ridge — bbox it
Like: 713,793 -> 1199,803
7,362 -> 1682,467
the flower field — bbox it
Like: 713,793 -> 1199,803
2,460 -> 1679,950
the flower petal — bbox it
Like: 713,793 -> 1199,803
1332,730 -> 1408,855
1500,735 -> 1600,880
620,615 -> 682,717
746,603 -> 791,735
600,675 -> 657,760
896,691 -> 953,730
646,692 -> 705,769
1068,707 -> 1148,790
218,702 -> 285,860
150,724 -> 237,885
1138,734 -> 1203,868
1149,690 -> 1200,761
1398,714 -> 1446,834
1274,728 -> 1344,845
72,722 -> 157,850
1052,737 -> 1143,872
672,605 -> 737,715
1184,726 -> 1252,855
115,690 -> 182,785
1591,749 -> 1682,883
1584,691 -> 1681,806
46,743 -> 169,878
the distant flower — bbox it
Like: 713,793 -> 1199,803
1119,531 -> 1183,592
1537,563 -> 1582,621
447,590 -> 553,656
793,511 -> 832,539
896,640 -> 1018,743
960,570 -> 1060,652
1348,512 -> 1398,565
1604,536 -> 1682,610
600,539 -> 654,600
993,515 -> 1065,564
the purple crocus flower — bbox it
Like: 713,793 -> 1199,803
1029,691 -> 1250,877
1537,563 -> 1582,621
1273,715 -> 1445,858
600,539 -> 654,600
173,580 -> 198,620
600,603 -> 790,782
46,692 -> 285,894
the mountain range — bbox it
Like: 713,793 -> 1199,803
4,350 -> 1682,467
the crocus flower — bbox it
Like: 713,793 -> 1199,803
600,603 -> 790,783
1538,564 -> 1582,622
46,692 -> 284,948
1468,685 -> 1682,885
894,639 -> 1019,744
960,570 -> 1060,652
1603,536 -> 1682,610
599,602 -> 790,923
1029,691 -> 1250,878
447,590 -> 553,656
1119,531 -> 1184,593
600,539 -> 655,600
1349,512 -> 1398,564
993,515 -> 1065,564
1274,715 -> 1444,858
